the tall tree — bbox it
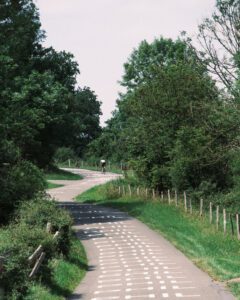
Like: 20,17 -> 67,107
198,0 -> 240,91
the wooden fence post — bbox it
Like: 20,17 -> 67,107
122,186 -> 126,196
29,252 -> 46,279
223,209 -> 226,235
189,199 -> 192,214
209,202 -> 212,224
137,187 -> 140,196
53,231 -> 60,239
184,191 -> 187,212
152,189 -> 155,199
128,185 -> 132,197
161,191 -> 164,201
168,190 -> 171,205
46,222 -> 52,233
118,186 -> 121,196
28,245 -> 43,265
200,198 -> 203,216
68,159 -> 71,167
236,214 -> 240,240
145,188 -> 148,198
175,190 -> 178,206
216,206 -> 219,230
230,213 -> 234,236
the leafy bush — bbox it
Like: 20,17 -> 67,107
0,160 -> 45,224
0,223 -> 56,299
0,197 -> 73,299
103,183 -> 121,200
17,196 -> 73,254
54,147 -> 77,163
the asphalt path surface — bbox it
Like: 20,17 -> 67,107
48,169 -> 235,300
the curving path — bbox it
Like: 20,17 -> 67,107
48,169 -> 235,300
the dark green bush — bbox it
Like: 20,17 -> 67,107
8,160 -> 46,201
54,147 -> 77,163
0,160 -> 45,224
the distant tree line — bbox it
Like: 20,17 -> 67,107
86,0 -> 240,206
0,0 -> 101,222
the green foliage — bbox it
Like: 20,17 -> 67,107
0,0 -> 101,225
54,147 -> 77,163
0,160 -> 45,223
0,197 -> 73,299
25,237 -> 87,300
0,223 -> 56,299
88,34 -> 240,200
17,197 -> 72,232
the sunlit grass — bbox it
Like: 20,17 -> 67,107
76,183 -> 240,299
26,235 -> 87,300
45,167 -> 83,181
47,182 -> 64,189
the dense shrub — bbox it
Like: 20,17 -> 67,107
17,196 -> 73,254
0,197 -> 73,299
54,147 -> 77,163
0,160 -> 45,224
0,223 -> 56,299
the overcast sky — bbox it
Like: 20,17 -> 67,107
36,0 -> 216,125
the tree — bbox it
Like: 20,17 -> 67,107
32,47 -> 80,91
121,37 -> 204,91
55,87 -> 102,157
198,0 -> 240,91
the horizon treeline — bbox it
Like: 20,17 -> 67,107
86,0 -> 240,207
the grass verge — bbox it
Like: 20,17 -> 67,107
47,182 -> 64,189
25,234 -> 87,300
45,167 -> 83,181
76,182 -> 240,299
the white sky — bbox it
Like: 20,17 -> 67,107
36,0 -> 216,125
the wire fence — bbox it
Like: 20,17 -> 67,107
117,184 -> 240,240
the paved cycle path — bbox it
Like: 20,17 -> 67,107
48,169 -> 235,300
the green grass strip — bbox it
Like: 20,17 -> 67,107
26,235 -> 87,300
76,183 -> 240,299
47,182 -> 64,189
45,167 -> 83,181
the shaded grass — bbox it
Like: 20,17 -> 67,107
47,182 -> 64,189
25,235 -> 87,300
76,183 -> 240,298
45,167 -> 83,181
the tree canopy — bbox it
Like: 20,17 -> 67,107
0,0 -> 102,221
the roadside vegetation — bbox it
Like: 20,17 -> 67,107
77,180 -> 240,298
84,0 -> 240,214
47,182 -> 64,189
45,167 -> 83,181
1,0 -> 240,298
0,1 -> 94,298
0,196 -> 87,299
25,237 -> 87,300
